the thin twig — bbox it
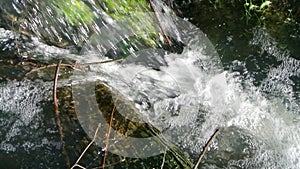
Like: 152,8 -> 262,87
53,60 -> 71,168
193,129 -> 220,169
54,60 -> 62,116
148,0 -> 173,47
26,63 -> 75,75
71,123 -> 102,169
72,164 -> 86,169
102,105 -> 116,169
81,58 -> 124,66
25,58 -> 122,76
161,148 -> 167,169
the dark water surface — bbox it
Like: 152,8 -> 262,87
0,0 -> 299,168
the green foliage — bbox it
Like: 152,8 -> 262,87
98,0 -> 159,46
49,0 -> 161,47
208,0 -> 273,23
51,0 -> 95,26
101,0 -> 151,19
243,0 -> 272,21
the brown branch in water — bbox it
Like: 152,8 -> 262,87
102,105 -> 116,169
161,148 -> 167,169
26,58 -> 122,76
53,60 -> 70,168
193,129 -> 220,169
71,123 -> 102,169
81,58 -> 124,66
71,164 -> 86,169
26,63 -> 75,76
148,0 -> 173,47
54,60 -> 62,116
71,121 -> 125,169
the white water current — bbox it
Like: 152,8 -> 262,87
72,26 -> 300,168
0,0 -> 299,168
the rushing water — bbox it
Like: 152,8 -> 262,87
0,0 -> 299,168
75,27 -> 300,168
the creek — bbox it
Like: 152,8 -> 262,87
0,0 -> 299,168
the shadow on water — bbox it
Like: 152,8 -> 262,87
177,0 -> 299,84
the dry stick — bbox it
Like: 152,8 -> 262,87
72,164 -> 86,169
26,63 -> 75,75
71,123 -> 102,169
26,58 -> 123,76
81,58 -> 124,66
54,60 -> 62,116
193,129 -> 220,169
102,105 -> 116,169
53,60 -> 71,168
161,148 -> 167,169
148,0 -> 173,47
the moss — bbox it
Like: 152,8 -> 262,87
98,0 -> 159,46
51,0 -> 94,26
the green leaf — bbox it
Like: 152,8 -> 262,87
260,1 -> 271,10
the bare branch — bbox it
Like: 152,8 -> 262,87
102,105 -> 116,169
53,60 -> 70,168
72,164 -> 86,169
26,63 -> 75,76
81,58 -> 123,66
148,0 -> 173,47
71,123 -> 102,169
161,148 -> 167,169
194,129 -> 220,169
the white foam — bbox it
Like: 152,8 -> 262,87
0,79 -> 52,153
67,7 -> 300,169
79,46 -> 300,168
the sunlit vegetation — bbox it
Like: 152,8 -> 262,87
51,0 -> 95,26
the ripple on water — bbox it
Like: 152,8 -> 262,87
0,79 -> 61,168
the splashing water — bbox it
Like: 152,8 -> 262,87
0,79 -> 51,152
72,24 -> 300,169
0,79 -> 68,168
0,0 -> 299,168
70,10 -> 299,167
